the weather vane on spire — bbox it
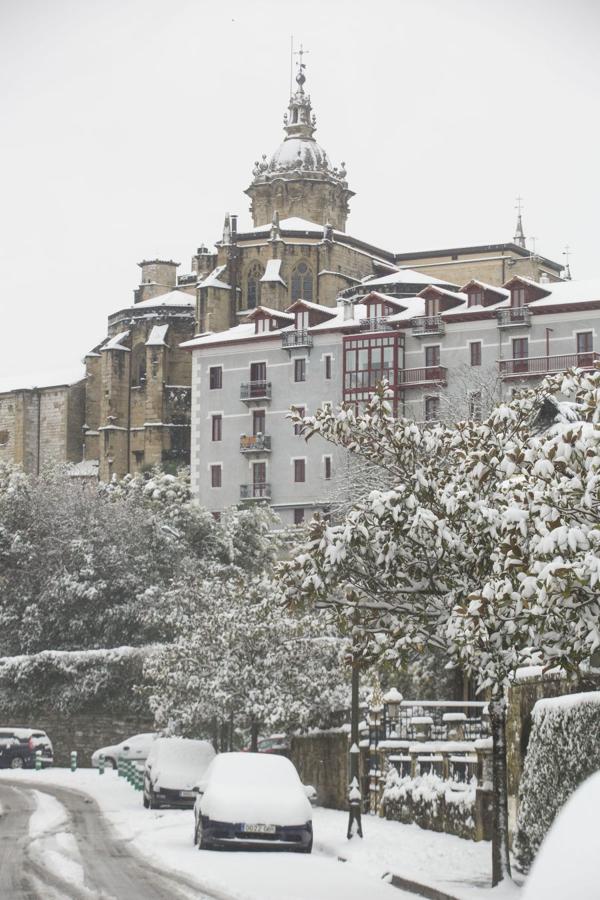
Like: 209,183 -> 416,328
513,195 -> 526,248
293,42 -> 309,88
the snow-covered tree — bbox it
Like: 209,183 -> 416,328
281,376 -> 591,885
145,567 -> 350,749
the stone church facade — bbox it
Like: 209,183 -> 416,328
1,63 -> 565,479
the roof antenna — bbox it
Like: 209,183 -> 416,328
562,244 -> 573,280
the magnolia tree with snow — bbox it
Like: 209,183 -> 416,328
281,370 -> 600,886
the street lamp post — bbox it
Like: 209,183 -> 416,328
368,678 -> 384,814
383,688 -> 404,739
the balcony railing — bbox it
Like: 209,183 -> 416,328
499,352 -> 600,379
282,330 -> 313,349
411,316 -> 445,336
239,434 -> 272,453
240,483 -> 271,500
359,316 -> 392,332
398,365 -> 448,387
240,381 -> 272,402
497,307 -> 531,328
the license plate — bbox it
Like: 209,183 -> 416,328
243,823 -> 276,834
180,791 -> 195,798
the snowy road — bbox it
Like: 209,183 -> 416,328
0,780 -> 218,899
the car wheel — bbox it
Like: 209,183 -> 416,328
299,836 -> 313,854
196,816 -> 210,850
10,757 -> 24,770
143,793 -> 149,809
106,757 -> 117,770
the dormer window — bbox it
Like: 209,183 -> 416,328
425,297 -> 439,317
468,290 -> 483,308
511,287 -> 526,308
296,310 -> 309,331
256,317 -> 269,334
370,301 -> 388,319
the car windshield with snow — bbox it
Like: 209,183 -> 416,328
91,732 -> 158,769
193,751 -> 313,853
143,737 -> 215,809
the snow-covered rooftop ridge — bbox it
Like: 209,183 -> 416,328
146,324 -> 169,346
261,259 -> 286,285
134,289 -> 195,309
246,305 -> 294,321
361,268 -> 455,287
0,364 -> 86,395
199,265 -> 231,290
309,303 -> 368,331
244,216 -> 325,234
462,279 -> 510,296
103,331 -> 130,352
417,287 -> 467,302
289,298 -> 338,316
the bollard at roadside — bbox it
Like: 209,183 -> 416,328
70,750 -> 77,772
35,750 -> 42,771
98,752 -> 105,775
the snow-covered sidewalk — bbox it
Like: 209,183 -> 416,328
0,768 -> 514,899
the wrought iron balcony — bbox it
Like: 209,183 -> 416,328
240,482 -> 271,500
496,307 -> 531,328
282,330 -> 313,349
398,365 -> 448,387
240,381 -> 272,402
239,434 -> 272,453
359,316 -> 392,332
498,352 -> 600,379
411,316 -> 445,336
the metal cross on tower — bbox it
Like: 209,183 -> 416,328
563,244 -> 573,280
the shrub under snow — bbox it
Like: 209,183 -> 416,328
514,690 -> 600,873
383,767 -> 476,840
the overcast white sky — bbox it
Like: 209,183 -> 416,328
1,0 -> 599,384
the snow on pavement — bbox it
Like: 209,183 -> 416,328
1,768 -> 504,899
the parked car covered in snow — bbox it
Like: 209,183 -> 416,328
143,737 -> 215,809
243,734 -> 290,755
0,727 -> 53,769
91,732 -> 158,769
193,752 -> 313,852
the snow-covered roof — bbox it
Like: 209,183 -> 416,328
102,331 -> 130,352
134,290 -> 195,309
0,364 -> 86,395
309,303 -> 369,331
261,259 -> 286,285
363,291 -> 408,309
245,216 -> 325,234
417,287 -> 467,302
181,323 -> 279,349
245,305 -> 294,321
386,298 -> 427,322
461,279 -> 510,297
286,299 -> 338,317
199,265 -> 230,290
146,324 -> 169,346
360,268 -> 455,288
528,278 -> 600,308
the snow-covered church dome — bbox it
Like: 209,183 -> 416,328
245,58 -> 354,232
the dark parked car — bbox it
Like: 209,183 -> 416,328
0,727 -> 53,769
194,752 -> 313,852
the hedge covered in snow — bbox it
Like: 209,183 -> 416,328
514,690 -> 600,873
0,645 -> 158,716
383,767 -> 476,840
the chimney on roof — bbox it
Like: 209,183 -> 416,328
342,299 -> 354,321
539,271 -> 550,284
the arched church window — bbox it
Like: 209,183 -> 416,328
247,262 -> 264,310
291,261 -> 313,302
131,343 -> 147,386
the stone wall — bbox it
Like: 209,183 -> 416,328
290,731 -> 349,810
0,707 -> 155,767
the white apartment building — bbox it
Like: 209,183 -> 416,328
183,272 -> 600,526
